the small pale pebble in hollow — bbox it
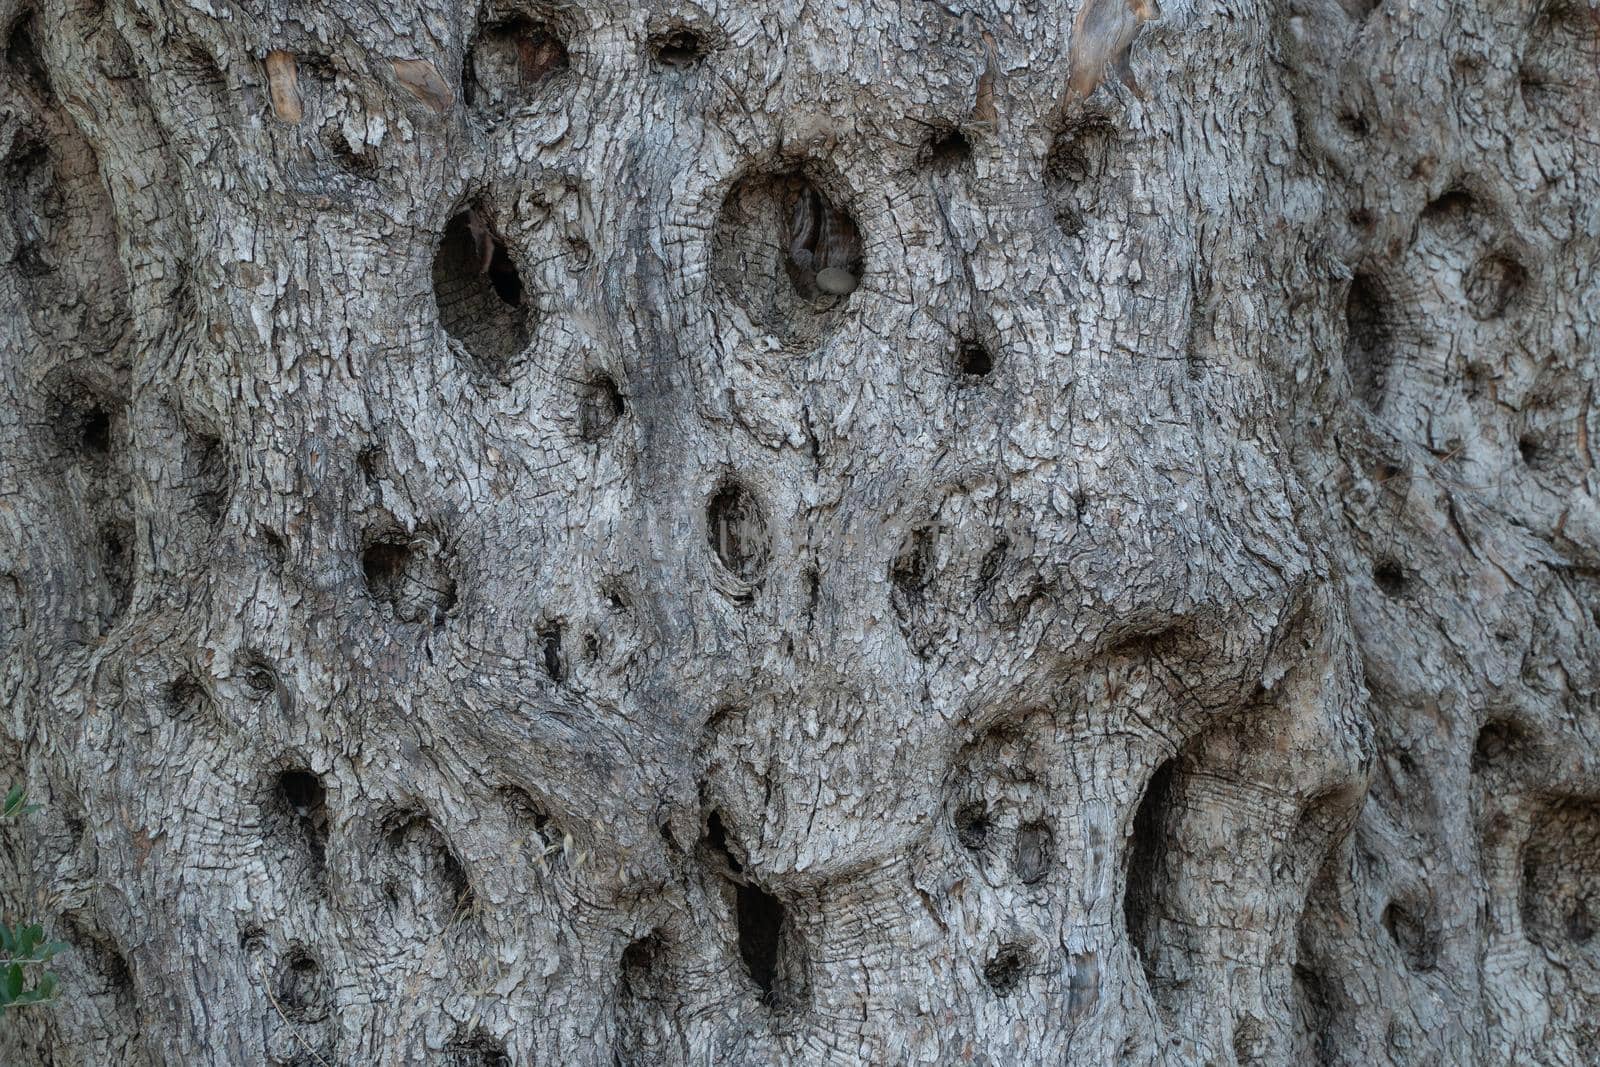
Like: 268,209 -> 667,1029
816,267 -> 859,295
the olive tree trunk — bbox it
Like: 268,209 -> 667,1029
2,0 -> 1597,1063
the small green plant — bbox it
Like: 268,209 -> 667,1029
0,784 -> 66,1013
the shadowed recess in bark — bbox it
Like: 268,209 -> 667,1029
97,519 -> 132,631
444,1029 -> 511,1066
432,205 -> 530,373
1521,800 -> 1600,951
954,800 -> 991,851
713,172 -> 863,344
185,427 -> 229,522
706,481 -> 770,592
464,15 -> 567,111
1046,117 -> 1117,238
1344,272 -> 1393,411
578,372 -> 625,439
735,882 -> 785,999
1382,897 -> 1439,972
1520,0 -> 1600,114
1124,757 -> 1176,993
922,126 -> 972,170
269,769 -> 330,883
650,26 -> 709,68
984,942 -> 1031,996
1471,717 -> 1535,774
615,932 -> 672,1064
957,339 -> 994,377
361,528 -> 456,625
1372,559 -> 1408,597
539,621 -> 565,682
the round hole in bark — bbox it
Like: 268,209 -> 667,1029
1472,718 -> 1532,773
712,172 -> 864,344
1337,109 -> 1370,137
1517,434 -> 1544,467
954,802 -> 991,851
578,373 -> 625,439
1422,187 -> 1475,220
1381,899 -> 1438,972
706,481 -> 770,587
983,943 -> 1030,996
538,621 -> 565,682
923,127 -> 972,169
465,17 -> 568,110
361,530 -> 457,625
958,341 -> 994,377
276,947 -> 329,1023
1372,560 -> 1408,597
650,27 -> 708,67
433,205 -> 531,373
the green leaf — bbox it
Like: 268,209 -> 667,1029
0,923 -> 15,955
3,785 -> 24,816
5,963 -> 23,1001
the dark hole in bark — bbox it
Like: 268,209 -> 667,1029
98,520 -> 132,628
707,482 -> 770,587
713,173 -> 863,342
242,655 -> 278,695
924,127 -> 972,169
1337,110 -> 1370,137
706,809 -> 743,874
1521,800 -> 1600,951
1518,435 -> 1543,467
735,881 -> 785,998
384,810 -> 474,919
983,943 -> 1029,996
1422,188 -> 1475,220
1292,961 -> 1339,1065
1472,719 -> 1530,774
276,947 -> 329,1023
1046,119 -> 1115,237
651,28 -> 707,67
188,431 -> 228,521
321,127 -> 379,179
433,206 -> 531,372
539,622 -> 565,682
80,406 -> 111,453
1014,820 -> 1053,884
445,1030 -> 511,1067
1125,757 -> 1176,985
891,526 -> 936,603
1373,560 -> 1408,597
958,341 -> 994,377
277,770 -> 329,876
1344,272 -> 1392,410
465,17 -> 568,109
955,802 -> 991,851
60,915 -> 133,1001
164,675 -> 211,721
239,925 -> 268,955
361,532 -> 456,625
1382,899 -> 1438,971
579,374 -> 625,439
5,15 -> 50,94
1463,253 -> 1527,320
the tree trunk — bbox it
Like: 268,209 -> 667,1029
2,0 -> 1596,1062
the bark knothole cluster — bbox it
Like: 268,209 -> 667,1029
1,0 -> 1597,1064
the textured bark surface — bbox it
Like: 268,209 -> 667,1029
0,0 -> 1595,1063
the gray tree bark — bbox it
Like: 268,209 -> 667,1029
1,0 -> 1596,1063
